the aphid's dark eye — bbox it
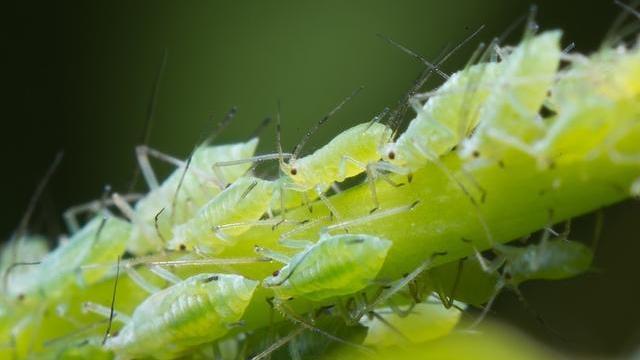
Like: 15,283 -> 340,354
17,293 -> 25,301
388,151 -> 396,160
472,150 -> 480,158
272,270 -> 280,277
290,168 -> 297,176
179,244 -> 187,251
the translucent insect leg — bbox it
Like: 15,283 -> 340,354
136,145 -> 218,189
338,155 -> 381,212
124,265 -> 161,294
315,184 -> 342,220
63,194 -> 142,233
273,299 -> 374,355
356,252 -> 447,320
211,153 -> 293,187
112,192 -> 154,240
323,201 -> 420,234
212,219 -> 298,242
254,245 -> 292,264
279,216 -> 331,242
150,265 -> 181,284
82,302 -> 131,324
467,280 -> 504,330
412,140 -> 493,243
250,326 -> 306,360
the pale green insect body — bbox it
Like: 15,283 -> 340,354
497,238 -> 593,285
168,176 -> 276,254
460,31 -> 562,160
105,273 -> 258,359
15,216 -> 131,306
282,123 -> 392,190
127,139 -> 259,255
263,233 -> 392,301
541,44 -> 640,162
381,60 -> 502,171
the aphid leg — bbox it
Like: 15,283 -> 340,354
63,194 -> 142,233
82,302 -> 131,324
279,216 -> 331,243
211,153 -> 293,188
467,281 -> 504,330
337,155 -> 380,212
212,218 -> 298,241
273,299 -> 374,355
250,326 -> 306,360
124,265 -> 161,294
314,184 -> 342,220
149,265 -> 181,284
136,145 -> 219,189
411,139 -> 494,244
323,201 -> 419,234
357,252 -> 447,319
254,245 -> 292,264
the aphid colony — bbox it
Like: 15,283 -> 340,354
2,14 -> 640,359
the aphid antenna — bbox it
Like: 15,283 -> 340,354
248,116 -> 272,140
290,86 -> 364,161
523,4 -> 540,39
204,106 -> 238,145
562,42 -> 576,54
377,33 -> 451,81
153,208 -> 166,243
5,151 -> 63,290
3,261 -> 41,292
170,149 -> 194,222
606,0 -> 640,48
103,256 -> 121,345
387,25 -> 485,138
128,48 -> 168,192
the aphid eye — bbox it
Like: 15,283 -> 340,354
388,151 -> 396,160
179,244 -> 187,251
17,293 -> 25,301
272,270 -> 280,277
472,150 -> 481,158
290,168 -> 298,176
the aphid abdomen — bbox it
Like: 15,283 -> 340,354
105,273 -> 257,359
505,240 -> 593,284
291,123 -> 390,187
463,31 -> 562,157
267,234 -> 391,301
168,177 -> 274,253
540,46 -> 640,160
31,216 -> 130,301
394,61 -> 501,170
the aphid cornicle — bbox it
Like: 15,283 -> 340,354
103,273 -> 258,359
260,233 -> 392,301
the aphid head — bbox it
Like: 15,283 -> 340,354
280,160 -> 307,185
167,225 -> 195,253
262,266 -> 289,288
381,143 -> 400,163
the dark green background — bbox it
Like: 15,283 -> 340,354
3,1 -> 638,357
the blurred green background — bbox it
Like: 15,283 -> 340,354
3,0 -> 639,357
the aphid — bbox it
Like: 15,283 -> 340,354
111,110 -> 265,255
12,215 -> 131,307
91,273 -> 258,359
0,235 -> 49,300
466,224 -> 594,328
167,176 -> 282,254
215,91 -> 394,216
258,233 -> 392,302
